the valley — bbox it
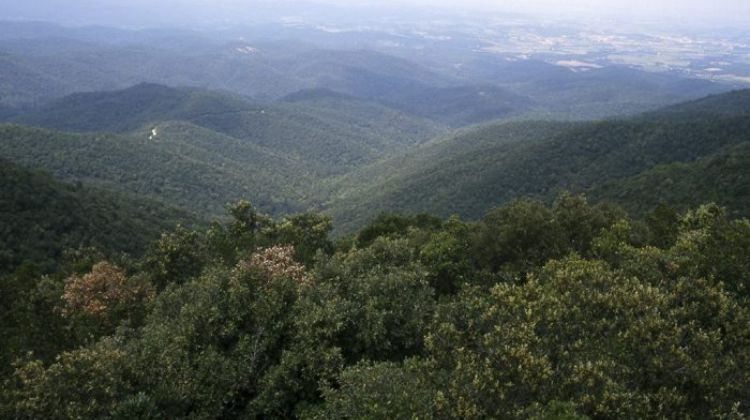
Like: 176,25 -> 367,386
2,75 -> 748,235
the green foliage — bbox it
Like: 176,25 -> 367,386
471,194 -> 621,279
419,215 -> 477,296
0,160 -> 194,274
356,213 -> 442,248
266,213 -> 335,266
645,203 -> 681,248
523,401 -> 590,420
142,226 -> 207,290
425,256 -> 750,418
312,360 -> 437,419
314,237 -> 436,362
0,268 -> 71,378
552,192 -> 626,256
671,204 -> 750,296
590,142 -> 750,220
2,200 -> 750,419
4,338 -> 136,419
326,99 -> 750,232
0,123 -> 307,216
476,198 -> 562,275
131,264 -> 303,417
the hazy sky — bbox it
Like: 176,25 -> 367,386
325,0 -> 750,22
335,0 -> 748,12
3,0 -> 749,27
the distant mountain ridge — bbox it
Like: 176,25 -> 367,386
0,82 -> 447,217
645,89 -> 750,119
281,88 -> 353,102
3,83 -> 447,176
9,83 -> 253,133
0,22 -> 733,127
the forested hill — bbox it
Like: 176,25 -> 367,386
0,160 -> 196,274
0,32 -> 728,124
7,83 -> 254,133
324,89 -> 750,232
646,88 -> 750,120
0,123 -> 309,216
589,141 -> 750,218
2,83 -> 446,175
3,88 -> 749,234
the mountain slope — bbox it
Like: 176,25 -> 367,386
589,141 -> 750,219
325,90 -> 750,232
0,160 -> 196,273
379,85 -> 534,127
0,124 -> 307,216
9,83 -> 253,133
7,84 -> 447,175
646,89 -> 750,120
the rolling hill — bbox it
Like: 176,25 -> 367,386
0,35 -> 457,107
589,141 -> 750,219
646,89 -> 750,120
377,84 -> 534,127
323,90 -> 750,232
449,57 -> 730,119
0,160 -> 196,273
282,85 -> 532,128
5,84 -> 447,175
4,87 -> 749,234
8,83 -> 254,133
0,124 -> 307,216
2,62 -> 747,236
0,22 -> 733,128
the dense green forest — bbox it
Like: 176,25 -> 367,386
2,196 -> 748,418
325,95 -> 750,232
0,123 -> 309,216
0,160 -> 196,274
5,83 -> 446,175
4,86 -> 750,234
589,142 -> 750,219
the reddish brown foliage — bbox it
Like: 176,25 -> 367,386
61,262 -> 153,318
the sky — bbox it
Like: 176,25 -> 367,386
323,0 -> 750,23
2,0 -> 749,27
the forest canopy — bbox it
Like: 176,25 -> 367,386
2,195 -> 749,418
